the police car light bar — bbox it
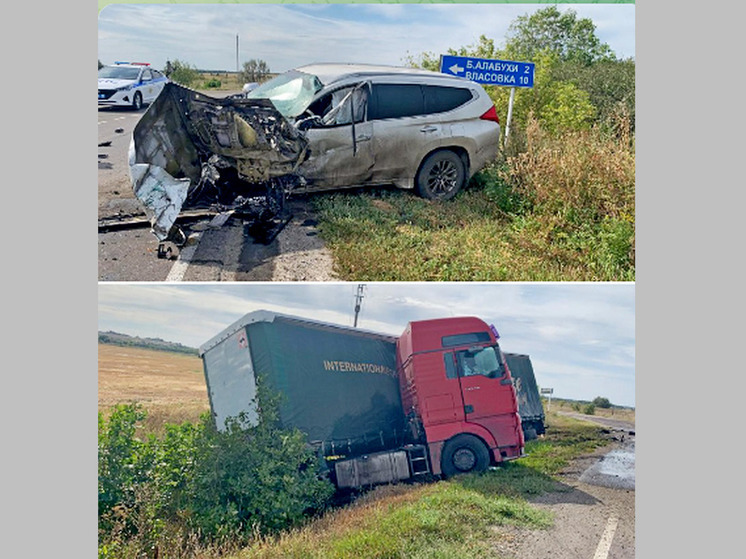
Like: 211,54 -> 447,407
114,61 -> 151,65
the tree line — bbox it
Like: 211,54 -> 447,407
98,58 -> 272,88
98,331 -> 198,355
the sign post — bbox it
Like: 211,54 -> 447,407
439,55 -> 535,149
504,87 -> 516,149
540,387 -> 554,410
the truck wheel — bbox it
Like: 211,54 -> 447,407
441,434 -> 490,477
523,427 -> 538,441
415,150 -> 465,201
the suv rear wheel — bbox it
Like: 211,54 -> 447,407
415,150 -> 465,201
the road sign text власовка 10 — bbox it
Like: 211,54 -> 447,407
439,55 -> 535,88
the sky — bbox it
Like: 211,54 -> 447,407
98,283 -> 635,407
98,3 -> 635,73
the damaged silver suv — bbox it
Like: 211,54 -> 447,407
129,63 -> 500,242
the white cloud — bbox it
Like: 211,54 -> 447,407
98,4 -> 634,72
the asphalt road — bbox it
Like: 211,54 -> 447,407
98,106 -> 144,221
97,96 -> 337,282
496,427 -> 636,559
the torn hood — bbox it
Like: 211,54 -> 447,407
129,82 -> 308,240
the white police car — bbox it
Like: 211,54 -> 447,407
98,62 -> 169,110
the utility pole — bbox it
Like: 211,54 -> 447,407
353,284 -> 366,327
236,34 -> 239,74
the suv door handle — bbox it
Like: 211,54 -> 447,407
420,125 -> 438,133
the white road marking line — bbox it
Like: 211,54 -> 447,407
166,232 -> 203,282
593,515 -> 619,559
99,121 -> 106,125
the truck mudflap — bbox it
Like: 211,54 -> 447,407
128,82 -> 309,242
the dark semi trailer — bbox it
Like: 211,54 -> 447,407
199,310 -> 524,488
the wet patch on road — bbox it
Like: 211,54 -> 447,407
579,441 -> 635,490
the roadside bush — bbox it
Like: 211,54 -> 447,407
592,397 -> 612,409
583,404 -> 596,415
188,399 -> 335,539
166,59 -> 199,87
203,78 -> 222,89
551,58 -> 635,132
98,404 -> 149,520
98,386 -> 336,557
99,404 -> 203,554
538,81 -> 596,133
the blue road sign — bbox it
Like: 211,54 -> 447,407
440,55 -> 535,88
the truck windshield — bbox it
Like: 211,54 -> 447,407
246,70 -> 323,118
457,346 -> 505,378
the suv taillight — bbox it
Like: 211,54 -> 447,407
480,106 -> 500,124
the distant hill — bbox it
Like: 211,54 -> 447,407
98,331 -> 199,356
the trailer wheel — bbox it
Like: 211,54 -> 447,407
441,434 -> 490,477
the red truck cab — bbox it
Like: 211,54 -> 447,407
397,317 -> 524,476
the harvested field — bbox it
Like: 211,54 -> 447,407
98,343 -> 210,429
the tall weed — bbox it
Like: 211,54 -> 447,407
501,115 -> 635,225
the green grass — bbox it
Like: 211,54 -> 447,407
238,481 -> 551,559
312,120 -> 635,282
228,413 -> 609,559
313,185 -> 633,281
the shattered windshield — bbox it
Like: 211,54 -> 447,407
99,66 -> 141,80
246,70 -> 323,118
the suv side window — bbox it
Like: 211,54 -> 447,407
307,85 -> 367,126
369,84 -> 425,120
424,85 -> 473,113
